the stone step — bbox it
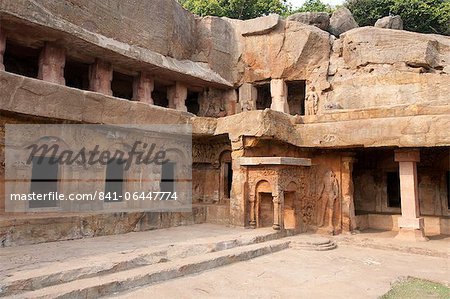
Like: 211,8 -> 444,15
9,239 -> 290,299
0,229 -> 289,297
292,242 -> 337,251
289,236 -> 337,251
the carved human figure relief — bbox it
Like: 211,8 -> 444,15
317,170 -> 339,232
305,86 -> 319,116
242,100 -> 253,112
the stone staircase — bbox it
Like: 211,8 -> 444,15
0,230 -> 335,298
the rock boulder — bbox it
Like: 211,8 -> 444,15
239,20 -> 331,88
240,14 -> 280,36
286,12 -> 330,31
375,15 -> 403,30
329,7 -> 358,37
341,27 -> 448,69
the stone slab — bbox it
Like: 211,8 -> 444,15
240,14 -> 280,36
239,157 -> 312,166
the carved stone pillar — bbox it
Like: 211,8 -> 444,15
394,149 -> 428,241
0,23 -> 6,71
249,193 -> 256,228
229,137 -> 247,227
272,194 -> 281,230
89,59 -> 113,96
341,154 -> 357,232
224,89 -> 238,116
133,71 -> 154,104
38,43 -> 66,85
270,79 -> 289,114
238,83 -> 257,111
168,82 -> 187,112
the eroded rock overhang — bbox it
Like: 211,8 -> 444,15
0,9 -> 232,89
192,108 -> 450,149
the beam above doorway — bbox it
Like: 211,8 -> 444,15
239,157 -> 312,166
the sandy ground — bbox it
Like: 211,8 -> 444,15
115,244 -> 449,299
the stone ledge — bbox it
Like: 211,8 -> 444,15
0,208 -> 207,247
0,71 -> 193,125
210,109 -> 450,149
239,157 -> 312,166
297,101 -> 450,124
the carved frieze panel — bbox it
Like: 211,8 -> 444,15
192,142 -> 231,165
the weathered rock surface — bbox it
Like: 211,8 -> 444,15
238,20 -> 331,89
329,7 -> 359,37
0,15 -> 231,88
193,16 -> 240,83
326,27 -> 450,111
0,0 -> 196,60
375,15 -> 403,30
340,27 -> 450,70
286,12 -> 330,30
240,14 -> 280,36
197,107 -> 450,149
326,73 -> 450,110
1,0 -> 449,146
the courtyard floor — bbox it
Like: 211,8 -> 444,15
0,224 -> 448,298
115,241 -> 449,299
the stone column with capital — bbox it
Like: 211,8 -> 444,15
341,154 -> 357,232
272,192 -> 282,230
394,149 -> 428,241
38,42 -> 66,85
168,82 -> 188,112
270,79 -> 289,114
0,23 -> 6,71
133,71 -> 154,104
249,193 -> 256,228
89,59 -> 113,96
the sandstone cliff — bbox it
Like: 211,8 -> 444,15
1,0 -> 449,111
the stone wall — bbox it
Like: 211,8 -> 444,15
192,136 -> 231,203
193,164 -> 220,203
0,208 -> 207,247
355,214 -> 450,235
